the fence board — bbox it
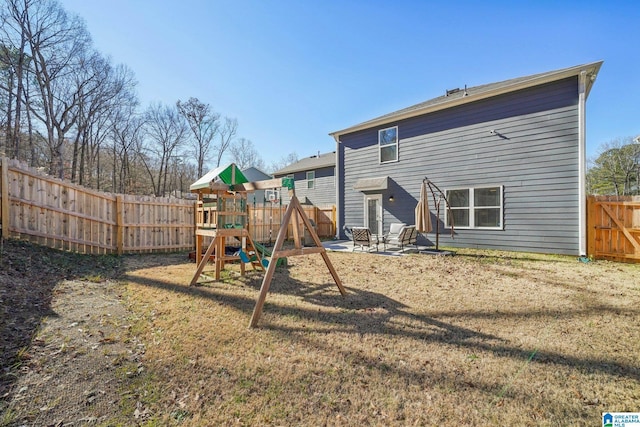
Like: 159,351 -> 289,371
1,157 -> 337,255
587,195 -> 640,263
0,157 -> 196,254
247,204 -> 336,244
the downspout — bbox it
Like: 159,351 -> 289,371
332,134 -> 341,239
578,70 -> 587,257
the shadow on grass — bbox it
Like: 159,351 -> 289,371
122,264 -> 640,387
268,278 -> 640,379
0,238 -> 124,398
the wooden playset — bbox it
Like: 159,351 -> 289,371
189,164 -> 263,282
188,163 -> 346,327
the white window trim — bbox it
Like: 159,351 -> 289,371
306,171 -> 315,189
378,126 -> 398,164
364,194 -> 383,235
446,185 -> 504,230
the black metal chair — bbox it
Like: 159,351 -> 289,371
351,226 -> 379,252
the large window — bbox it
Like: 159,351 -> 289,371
306,171 -> 315,189
446,186 -> 503,229
379,126 -> 398,163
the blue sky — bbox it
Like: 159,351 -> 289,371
58,0 -> 639,168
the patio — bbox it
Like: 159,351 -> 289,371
321,239 -> 452,256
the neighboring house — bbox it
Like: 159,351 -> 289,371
242,166 -> 272,205
273,151 -> 336,207
330,61 -> 603,256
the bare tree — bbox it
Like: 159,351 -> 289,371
176,97 -> 219,177
213,116 -> 237,167
269,152 -> 299,174
166,156 -> 198,197
1,0 -> 30,159
1,0 -> 250,196
19,0 -> 93,177
70,51 -> 109,183
109,108 -> 145,193
140,102 -> 188,196
21,68 -> 41,165
0,48 -> 11,153
71,59 -> 137,185
229,137 -> 265,171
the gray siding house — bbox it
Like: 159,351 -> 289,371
273,151 -> 336,207
242,167 -> 272,205
330,61 -> 603,256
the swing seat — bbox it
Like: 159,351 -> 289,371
239,250 -> 258,263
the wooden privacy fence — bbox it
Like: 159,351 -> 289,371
1,157 -> 196,254
248,203 -> 336,244
587,195 -> 640,263
0,157 -> 338,255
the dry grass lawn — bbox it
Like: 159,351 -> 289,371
118,248 -> 640,426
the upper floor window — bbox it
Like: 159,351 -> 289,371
306,171 -> 315,189
446,186 -> 503,229
379,126 -> 398,163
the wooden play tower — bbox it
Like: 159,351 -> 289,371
189,164 -> 263,282
189,163 -> 346,327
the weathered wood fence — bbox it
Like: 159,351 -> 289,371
248,203 -> 336,244
0,157 -> 196,254
587,195 -> 640,263
0,157 -> 337,255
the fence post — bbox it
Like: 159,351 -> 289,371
1,157 -> 9,239
116,195 -> 124,255
332,204 -> 337,237
586,196 -> 595,259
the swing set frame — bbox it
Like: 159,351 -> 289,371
189,168 -> 346,327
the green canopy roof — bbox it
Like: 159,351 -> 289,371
189,163 -> 249,191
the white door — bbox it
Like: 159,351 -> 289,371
364,194 -> 383,235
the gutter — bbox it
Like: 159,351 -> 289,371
333,134 -> 341,239
578,70 -> 588,257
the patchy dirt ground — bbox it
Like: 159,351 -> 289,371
0,241 -> 195,427
3,279 -> 142,426
1,239 -> 640,426
0,240 -> 134,426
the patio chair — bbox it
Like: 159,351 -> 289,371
384,223 -> 406,244
351,226 -> 379,252
383,224 -> 418,251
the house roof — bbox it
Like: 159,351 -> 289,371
242,166 -> 272,182
190,163 -> 248,191
330,61 -> 603,139
273,151 -> 336,176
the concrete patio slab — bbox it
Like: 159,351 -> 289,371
321,239 -> 445,256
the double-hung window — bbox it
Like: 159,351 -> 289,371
379,126 -> 398,163
446,186 -> 503,229
306,171 -> 315,189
